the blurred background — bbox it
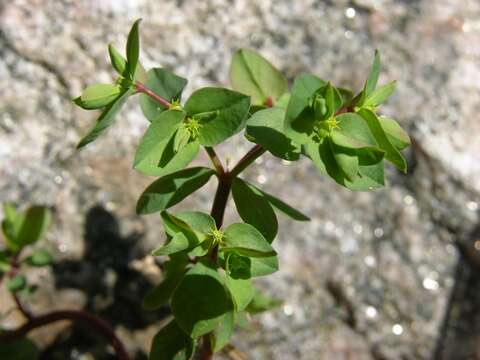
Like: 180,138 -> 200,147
1,0 -> 480,359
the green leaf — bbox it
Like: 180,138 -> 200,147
75,84 -> 121,110
225,253 -> 251,279
136,138 -> 199,177
2,203 -> 23,251
150,320 -> 194,360
231,178 -> 278,243
136,167 -> 215,214
26,250 -> 52,267
229,48 -> 287,105
225,274 -> 254,311
108,44 -> 127,75
125,19 -> 141,80
363,50 -> 380,99
133,62 -> 148,83
2,205 -> 52,252
143,256 -> 188,310
246,107 -> 300,161
184,87 -> 250,146
357,108 -> 407,172
305,138 -> 385,191
285,74 -> 325,144
249,255 -> 279,277
245,288 -> 282,315
143,277 -> 180,310
159,211 -> 202,251
211,310 -> 235,353
134,109 -> 199,177
173,211 -> 217,238
133,109 -> 185,164
338,87 -> 354,106
139,68 -> 188,122
152,232 -> 190,256
171,261 -> 233,338
330,143 -> 358,181
364,81 -> 396,107
174,126 -> 191,153
248,185 -> 310,221
7,274 -> 26,292
0,338 -> 39,360
378,116 -> 410,151
331,113 -> 379,149
77,88 -> 134,148
0,251 -> 10,273
18,206 -> 52,247
222,223 -> 276,257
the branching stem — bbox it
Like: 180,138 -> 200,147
0,251 -> 130,360
0,309 -> 130,360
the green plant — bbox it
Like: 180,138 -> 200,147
1,19 -> 410,360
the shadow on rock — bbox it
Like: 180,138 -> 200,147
42,205 -> 169,360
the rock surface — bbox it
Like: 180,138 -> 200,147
1,0 -> 480,359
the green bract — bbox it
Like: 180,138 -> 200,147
67,20 -> 411,359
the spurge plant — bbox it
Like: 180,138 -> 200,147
0,19 -> 410,360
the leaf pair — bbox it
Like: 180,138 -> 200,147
136,167 -> 216,214
353,51 -> 410,173
134,86 -> 251,177
74,20 -> 145,148
303,112 -> 387,190
153,211 -> 216,257
152,210 -> 276,265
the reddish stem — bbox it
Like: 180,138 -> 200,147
0,310 -> 130,360
135,80 -> 269,360
135,81 -> 172,108
205,147 -> 225,176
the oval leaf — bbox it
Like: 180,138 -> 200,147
223,223 -> 276,257
211,310 -> 235,353
150,320 -> 194,360
231,178 -> 278,243
134,109 -> 200,177
136,167 -> 215,214
229,49 -> 287,105
184,87 -> 250,146
378,116 -> 410,151
246,107 -> 300,161
108,44 -> 127,75
171,261 -> 233,338
225,274 -> 254,312
77,84 -> 121,110
285,74 -> 325,144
